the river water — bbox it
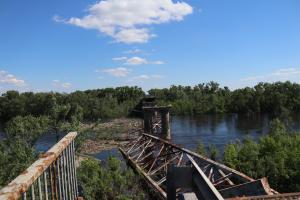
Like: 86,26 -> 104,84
170,113 -> 300,152
2,114 -> 300,157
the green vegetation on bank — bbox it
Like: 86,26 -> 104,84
149,81 -> 300,116
0,86 -> 145,123
196,119 -> 300,193
1,82 -> 300,124
77,157 -> 150,200
223,119 -> 300,193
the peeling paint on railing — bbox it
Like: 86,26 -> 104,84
0,132 -> 78,200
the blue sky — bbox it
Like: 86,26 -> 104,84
0,0 -> 300,93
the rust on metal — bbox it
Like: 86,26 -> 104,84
119,131 -> 282,199
0,132 -> 77,200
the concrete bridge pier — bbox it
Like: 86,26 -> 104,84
143,108 -> 153,134
161,106 -> 171,140
143,105 -> 172,140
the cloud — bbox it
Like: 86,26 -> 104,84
152,60 -> 165,65
128,74 -> 163,82
242,68 -> 300,83
125,56 -> 148,65
102,67 -> 130,77
52,80 -> 72,89
112,56 -> 127,61
123,49 -> 142,54
0,70 -> 26,87
53,15 -> 65,23
113,56 -> 165,65
57,0 -> 193,43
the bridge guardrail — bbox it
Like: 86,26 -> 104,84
0,132 -> 78,200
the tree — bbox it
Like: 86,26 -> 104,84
196,143 -> 207,156
0,139 -> 35,187
208,144 -> 218,161
223,143 -> 239,168
5,115 -> 50,145
222,119 -> 300,192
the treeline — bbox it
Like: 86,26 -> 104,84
149,81 -> 300,116
1,82 -> 300,123
0,86 -> 145,123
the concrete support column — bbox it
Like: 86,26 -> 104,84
161,106 -> 171,140
143,109 -> 153,134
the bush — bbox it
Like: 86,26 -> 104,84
0,139 -> 35,187
77,157 -> 148,200
5,115 -> 50,145
223,119 -> 300,192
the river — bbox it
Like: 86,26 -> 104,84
170,113 -> 300,153
3,113 -> 300,157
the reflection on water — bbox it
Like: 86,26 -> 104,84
0,131 -> 5,140
93,148 -> 123,161
2,113 -> 300,157
171,113 -> 300,153
92,148 -> 127,169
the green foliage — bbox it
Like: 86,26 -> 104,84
195,143 -> 207,156
0,87 -> 143,190
0,139 -> 35,187
208,144 -> 218,161
0,86 -> 145,123
269,118 -> 286,135
78,157 -> 148,200
223,143 -> 238,168
5,115 -> 50,144
1,82 -> 300,122
149,81 -> 300,116
223,119 -> 300,192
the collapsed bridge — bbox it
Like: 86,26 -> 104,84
120,99 -> 300,200
0,97 -> 300,200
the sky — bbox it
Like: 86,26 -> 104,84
0,0 -> 300,93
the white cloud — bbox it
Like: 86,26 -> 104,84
152,60 -> 165,65
102,67 -> 130,77
242,68 -> 300,83
123,49 -> 142,54
112,56 -> 165,66
128,74 -> 163,82
53,15 -> 65,23
125,56 -> 148,65
112,56 -> 127,61
52,80 -> 72,89
0,70 -> 26,87
57,0 -> 193,43
62,83 -> 72,88
114,28 -> 155,44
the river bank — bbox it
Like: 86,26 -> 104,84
78,117 -> 142,154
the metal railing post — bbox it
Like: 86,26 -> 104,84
0,132 -> 78,200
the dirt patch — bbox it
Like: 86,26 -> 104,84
79,117 -> 142,154
80,139 -> 119,154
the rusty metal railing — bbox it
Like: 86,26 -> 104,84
0,132 -> 78,200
